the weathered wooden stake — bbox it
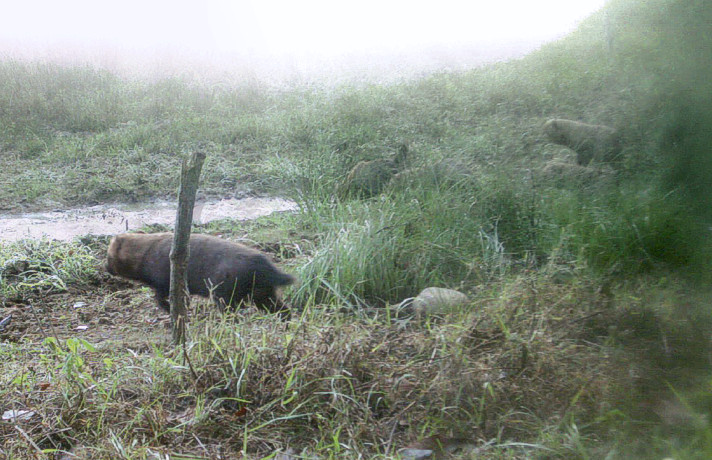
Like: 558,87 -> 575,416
169,151 -> 206,345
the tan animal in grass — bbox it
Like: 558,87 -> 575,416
338,144 -> 409,198
543,119 -> 622,166
106,233 -> 294,317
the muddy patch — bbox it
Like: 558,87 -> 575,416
0,197 -> 298,242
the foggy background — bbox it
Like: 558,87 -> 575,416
0,0 -> 607,84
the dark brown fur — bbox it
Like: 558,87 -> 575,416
106,233 -> 294,316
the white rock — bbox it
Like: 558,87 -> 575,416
412,287 -> 469,316
274,448 -> 298,460
398,448 -> 433,460
2,409 -> 35,421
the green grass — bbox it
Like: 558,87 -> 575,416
0,238 -> 99,299
0,267 -> 621,458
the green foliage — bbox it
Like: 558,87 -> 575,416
0,0 -> 707,290
295,200 -> 421,306
0,239 -> 98,297
43,336 -> 99,389
539,181 -> 710,276
292,160 -> 550,306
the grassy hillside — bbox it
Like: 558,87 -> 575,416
1,0 -> 712,458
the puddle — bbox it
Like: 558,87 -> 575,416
0,197 -> 298,242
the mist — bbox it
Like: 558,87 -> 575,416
0,0 -> 607,84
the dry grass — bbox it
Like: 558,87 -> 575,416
1,268 -> 620,459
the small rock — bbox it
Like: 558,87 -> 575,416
398,448 -> 434,460
2,409 -> 35,421
401,436 -> 478,458
274,448 -> 298,460
58,445 -> 98,460
412,287 -> 469,316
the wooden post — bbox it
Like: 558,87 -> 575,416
169,151 -> 206,345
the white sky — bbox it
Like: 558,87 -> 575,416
0,0 -> 608,79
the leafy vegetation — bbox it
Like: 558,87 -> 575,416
1,0 -> 712,457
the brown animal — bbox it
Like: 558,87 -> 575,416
338,143 -> 410,198
106,233 -> 294,316
543,119 -> 622,166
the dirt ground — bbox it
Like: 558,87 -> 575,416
0,274 -> 173,348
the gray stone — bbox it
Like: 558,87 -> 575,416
398,448 -> 434,460
412,287 -> 469,316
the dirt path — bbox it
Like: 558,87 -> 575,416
0,197 -> 298,242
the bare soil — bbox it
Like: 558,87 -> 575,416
1,273 -> 171,347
